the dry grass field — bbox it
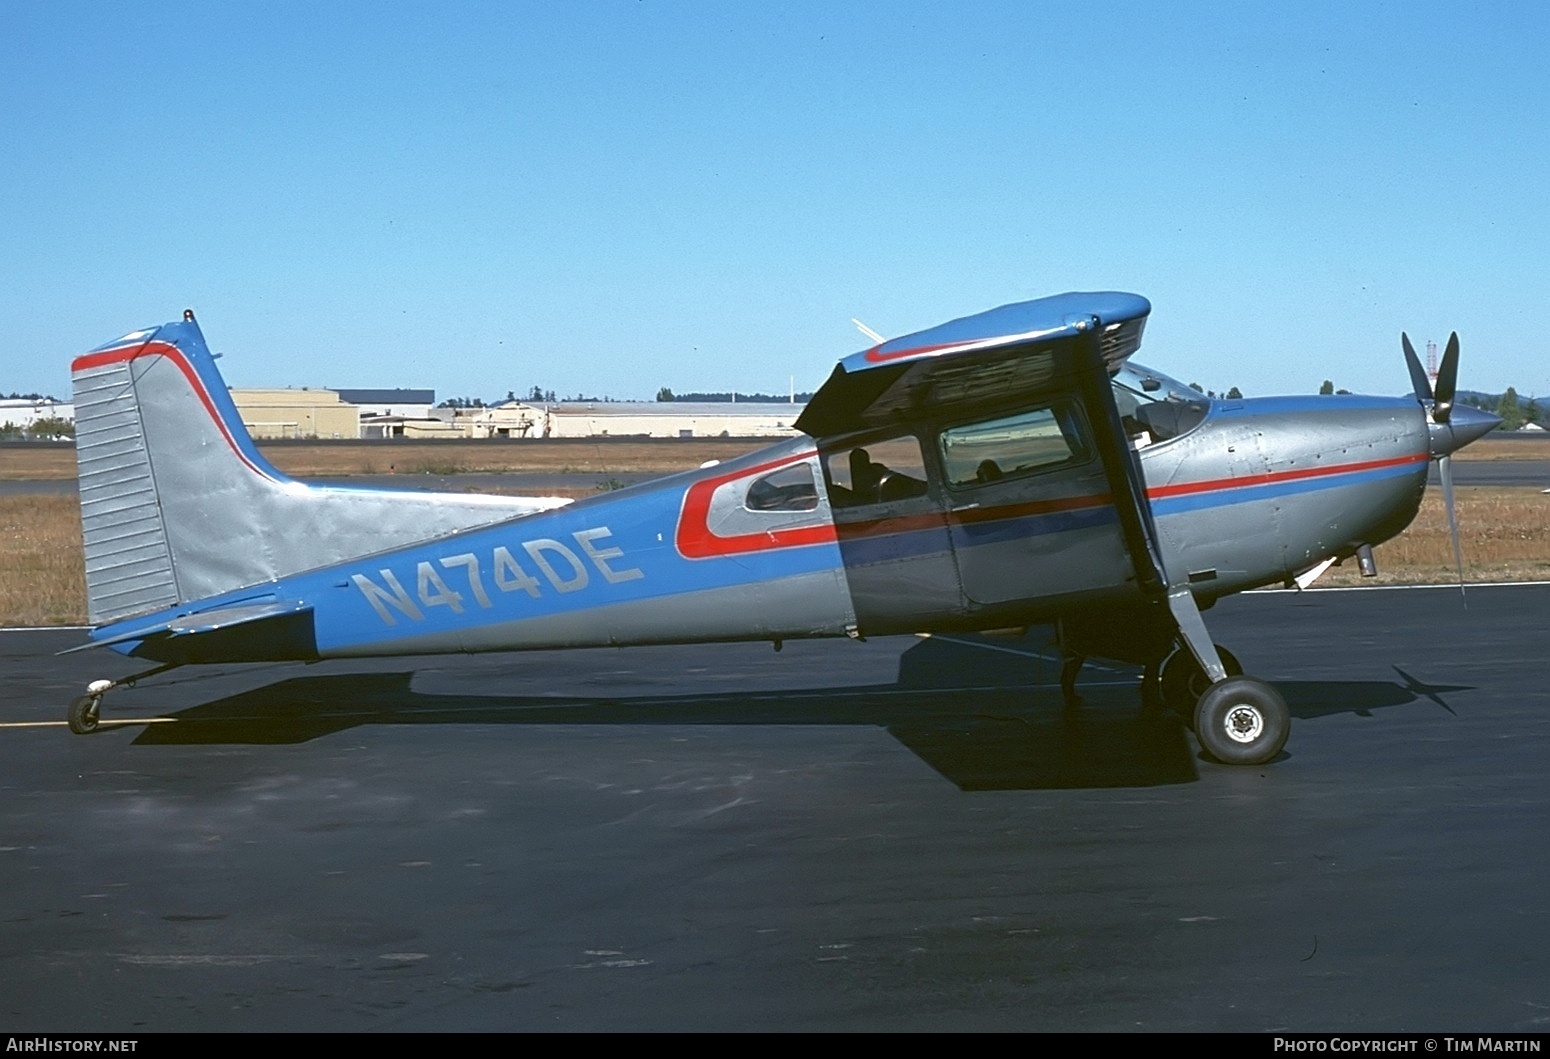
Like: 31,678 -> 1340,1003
0,438 -> 763,480
1,495 -> 89,626
1317,487 -> 1550,585
3,435 -> 1546,626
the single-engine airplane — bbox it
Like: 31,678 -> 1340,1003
62,292 -> 1499,764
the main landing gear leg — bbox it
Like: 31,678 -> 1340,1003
1164,587 -> 1289,765
66,663 -> 182,735
1059,650 -> 1086,711
1140,657 -> 1166,716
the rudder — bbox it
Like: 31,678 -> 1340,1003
72,325 -> 187,624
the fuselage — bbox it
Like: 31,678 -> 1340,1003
102,371 -> 1445,664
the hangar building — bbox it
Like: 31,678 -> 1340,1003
229,389 -> 359,440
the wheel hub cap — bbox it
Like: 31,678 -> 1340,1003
1224,704 -> 1264,744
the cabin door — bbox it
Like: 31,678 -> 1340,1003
935,402 -> 1135,610
818,433 -> 967,635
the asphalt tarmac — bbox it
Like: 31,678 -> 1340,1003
4,583 -> 1549,1032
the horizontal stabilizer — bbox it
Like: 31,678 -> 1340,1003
63,600 -> 318,663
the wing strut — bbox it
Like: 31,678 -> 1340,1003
1072,318 -> 1226,682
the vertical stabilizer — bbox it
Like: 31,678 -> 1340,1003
72,316 -> 569,628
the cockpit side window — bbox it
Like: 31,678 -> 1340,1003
823,435 -> 929,509
745,463 -> 820,512
1111,363 -> 1210,444
938,403 -> 1090,488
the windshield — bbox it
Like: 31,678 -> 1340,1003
1110,362 -> 1210,444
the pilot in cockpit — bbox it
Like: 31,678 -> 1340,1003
849,447 -> 881,500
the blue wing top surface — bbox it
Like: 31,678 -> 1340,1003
838,291 -> 1151,374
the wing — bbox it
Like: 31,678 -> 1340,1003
795,291 -> 1150,437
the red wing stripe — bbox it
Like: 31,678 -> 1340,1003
864,338 -> 980,364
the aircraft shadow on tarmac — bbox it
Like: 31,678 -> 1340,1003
126,638 -> 1472,792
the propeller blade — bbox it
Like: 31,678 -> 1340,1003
1433,332 -> 1460,424
1401,332 -> 1433,402
1438,453 -> 1466,602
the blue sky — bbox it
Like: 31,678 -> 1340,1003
3,2 -> 1547,404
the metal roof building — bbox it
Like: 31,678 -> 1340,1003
542,401 -> 805,439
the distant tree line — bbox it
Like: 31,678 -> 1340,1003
657,389 -> 815,403
518,386 -> 619,403
0,416 -> 74,440
1187,383 -> 1243,400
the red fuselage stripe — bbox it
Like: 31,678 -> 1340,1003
677,447 -> 1427,556
674,450 -> 838,559
1144,452 -> 1427,500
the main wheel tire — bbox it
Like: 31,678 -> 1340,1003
1159,644 -> 1242,716
1193,677 -> 1289,765
67,695 -> 101,735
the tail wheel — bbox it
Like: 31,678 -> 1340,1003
1158,644 -> 1241,716
67,695 -> 101,736
1193,677 -> 1290,765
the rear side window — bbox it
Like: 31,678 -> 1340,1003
939,405 -> 1090,488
